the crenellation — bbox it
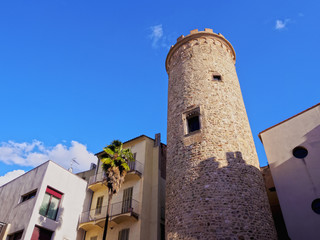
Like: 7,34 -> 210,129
166,31 -> 236,72
190,29 -> 199,34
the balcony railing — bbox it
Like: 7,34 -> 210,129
79,199 -> 140,224
88,161 -> 143,186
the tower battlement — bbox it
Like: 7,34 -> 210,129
166,28 -> 236,72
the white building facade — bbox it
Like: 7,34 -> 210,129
259,103 -> 320,240
0,161 -> 88,240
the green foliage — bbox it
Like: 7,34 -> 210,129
100,140 -> 135,194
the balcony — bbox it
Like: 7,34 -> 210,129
79,199 -> 140,231
88,161 -> 143,191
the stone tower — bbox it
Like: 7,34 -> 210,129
165,28 -> 276,239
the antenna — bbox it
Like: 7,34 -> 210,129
68,158 -> 80,172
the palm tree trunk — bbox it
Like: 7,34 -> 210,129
102,193 -> 113,240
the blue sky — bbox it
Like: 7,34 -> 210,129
0,0 -> 319,184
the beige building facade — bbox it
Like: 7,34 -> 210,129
79,134 -> 166,240
259,103 -> 320,240
165,28 -> 276,239
0,161 -> 88,240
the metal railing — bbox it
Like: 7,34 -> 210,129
88,160 -> 143,186
79,199 -> 140,224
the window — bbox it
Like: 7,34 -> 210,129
21,189 -> 37,203
90,237 -> 98,240
268,187 -> 276,192
95,196 -> 104,215
292,146 -> 308,159
183,107 -> 201,135
311,198 -> 320,214
7,230 -> 23,240
160,223 -> 165,240
0,222 -> 5,234
39,187 -> 63,220
118,228 -> 129,240
122,187 -> 133,213
213,74 -> 222,81
187,115 -> 200,133
31,226 -> 53,240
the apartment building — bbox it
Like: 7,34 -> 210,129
0,161 -> 88,240
79,134 -> 166,240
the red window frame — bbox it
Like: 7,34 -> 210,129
39,186 -> 63,220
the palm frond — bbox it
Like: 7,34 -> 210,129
100,140 -> 135,195
103,147 -> 115,157
101,157 -> 113,165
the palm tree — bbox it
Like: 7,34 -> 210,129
100,140 -> 135,240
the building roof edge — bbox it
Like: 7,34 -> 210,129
258,102 -> 320,142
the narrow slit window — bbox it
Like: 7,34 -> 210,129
213,75 -> 222,81
21,189 -> 37,203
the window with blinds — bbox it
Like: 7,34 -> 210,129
121,187 -> 133,213
118,228 -> 129,240
95,196 -> 103,215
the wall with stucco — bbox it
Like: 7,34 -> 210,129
0,162 -> 47,238
0,161 -> 88,240
260,104 -> 320,240
84,135 -> 164,240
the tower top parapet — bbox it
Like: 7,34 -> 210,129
165,28 -> 236,72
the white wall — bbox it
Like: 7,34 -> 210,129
0,161 -> 88,240
260,105 -> 320,240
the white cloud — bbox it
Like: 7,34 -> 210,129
149,24 -> 170,49
0,169 -> 26,186
275,19 -> 290,30
149,24 -> 163,48
0,140 -> 97,172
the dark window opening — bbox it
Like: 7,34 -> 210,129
7,230 -> 23,240
21,189 -> 37,203
187,115 -> 200,133
213,75 -> 222,81
160,223 -> 165,240
184,107 -> 201,135
31,226 -> 53,240
268,187 -> 276,192
312,198 -> 320,214
292,146 -> 308,159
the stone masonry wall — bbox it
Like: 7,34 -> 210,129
165,29 -> 277,240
